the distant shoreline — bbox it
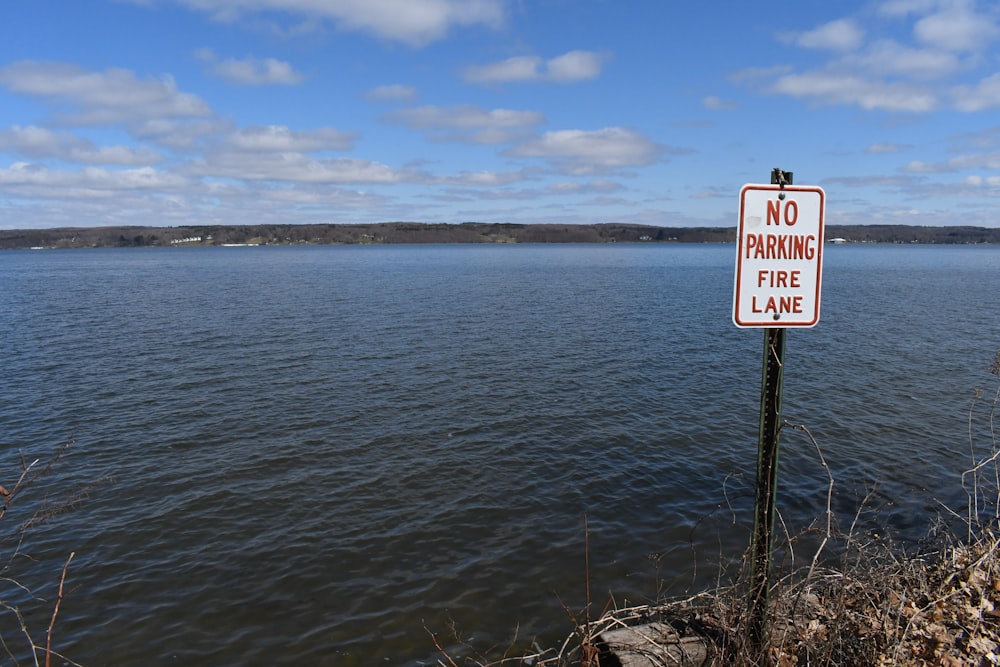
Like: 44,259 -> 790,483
2,222 -> 998,249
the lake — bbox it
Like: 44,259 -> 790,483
1,243 -> 998,665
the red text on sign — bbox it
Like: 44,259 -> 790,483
766,199 -> 798,226
744,233 -> 816,260
757,269 -> 800,288
751,295 -> 804,314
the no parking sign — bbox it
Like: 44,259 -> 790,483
733,184 -> 825,327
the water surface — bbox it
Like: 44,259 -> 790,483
1,243 -> 997,665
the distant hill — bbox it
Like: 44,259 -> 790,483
824,225 -> 1000,245
1,222 -> 998,249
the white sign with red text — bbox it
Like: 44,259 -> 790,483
733,184 -> 825,328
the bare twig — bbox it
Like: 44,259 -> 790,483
426,623 -> 461,667
970,389 -> 981,534
581,514 -> 597,667
0,459 -> 40,525
44,552 -> 74,667
783,421 -> 835,577
584,514 -> 590,636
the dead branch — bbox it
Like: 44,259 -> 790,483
44,552 -> 74,667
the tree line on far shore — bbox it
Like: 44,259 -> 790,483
1,222 -> 998,250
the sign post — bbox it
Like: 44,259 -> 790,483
734,169 -> 825,659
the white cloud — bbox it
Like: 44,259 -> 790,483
914,4 -> 999,52
75,144 -> 163,165
0,125 -> 66,157
0,125 -> 164,164
188,151 -> 412,183
703,96 -> 738,110
738,2 -> 1000,113
0,61 -> 212,125
438,170 -> 529,187
222,125 -> 356,152
851,40 -> 960,79
729,65 -> 792,84
822,174 -> 917,188
365,84 -> 417,103
464,55 -> 539,83
545,50 -> 608,83
506,127 -> 664,175
195,48 -> 305,85
132,117 -> 233,150
903,160 -> 936,172
953,73 -> 1000,111
878,0 -> 939,18
904,151 -> 1000,172
257,185 -> 387,208
794,19 -> 865,51
690,187 -> 730,200
463,50 -> 609,84
384,105 -> 545,143
0,168 -> 394,228
947,125 -> 1000,150
546,180 -> 622,194
769,71 -> 938,111
387,105 -> 544,129
173,0 -> 504,46
0,162 -> 188,192
436,177 -> 622,201
865,142 -> 910,153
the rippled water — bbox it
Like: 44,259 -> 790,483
1,243 -> 998,665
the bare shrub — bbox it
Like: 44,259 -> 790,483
0,436 -> 100,667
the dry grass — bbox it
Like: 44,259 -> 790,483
508,528 -> 1000,667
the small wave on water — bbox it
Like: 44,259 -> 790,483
0,243 -> 997,665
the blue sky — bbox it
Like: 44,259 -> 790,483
2,0 -> 1000,229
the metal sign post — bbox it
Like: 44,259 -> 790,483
733,168 -> 825,660
749,324 -> 785,655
